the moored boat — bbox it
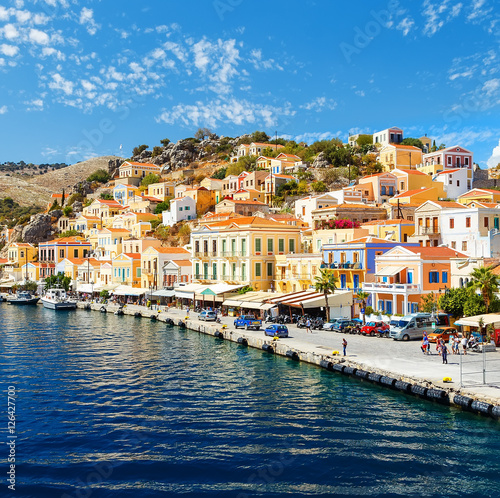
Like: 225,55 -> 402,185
8,290 -> 40,306
41,287 -> 77,310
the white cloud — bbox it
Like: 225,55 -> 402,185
41,47 -> 65,60
0,44 -> 19,57
15,9 -> 31,23
0,6 -> 10,21
156,98 -> 294,128
487,139 -> 500,168
300,97 -> 337,112
286,131 -> 342,144
3,24 -> 19,40
422,0 -> 463,36
79,7 -> 99,35
0,105 -> 8,114
81,79 -> 95,92
396,17 -> 415,36
25,98 -> 44,111
48,73 -> 74,95
29,28 -> 50,45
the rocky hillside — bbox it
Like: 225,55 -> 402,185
0,155 -> 122,207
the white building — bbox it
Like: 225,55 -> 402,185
162,196 -> 197,227
373,126 -> 403,147
294,194 -> 338,227
432,168 -> 469,199
440,202 -> 500,258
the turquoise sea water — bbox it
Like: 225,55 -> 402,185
1,304 -> 500,498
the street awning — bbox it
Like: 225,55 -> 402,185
276,262 -> 288,267
205,283 -> 245,295
454,313 -> 500,327
174,284 -> 209,298
375,266 -> 406,276
222,299 -> 242,307
270,289 -> 353,309
76,283 -> 94,293
112,285 -> 147,296
260,303 -> 278,310
0,281 -> 16,288
151,289 -> 175,297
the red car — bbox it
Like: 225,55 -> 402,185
361,321 -> 390,337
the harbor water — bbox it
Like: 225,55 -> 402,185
1,305 -> 500,497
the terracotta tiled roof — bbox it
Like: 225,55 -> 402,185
393,187 -> 434,198
220,199 -> 267,205
405,246 -> 468,259
154,247 -> 190,254
171,260 -> 192,267
436,169 -> 460,175
346,236 -> 399,244
426,201 -> 467,208
122,161 -> 160,168
387,144 -> 422,151
361,219 -> 413,225
202,216 -> 299,229
460,188 -> 500,197
393,168 -> 427,176
122,253 -> 141,259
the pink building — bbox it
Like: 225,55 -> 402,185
423,145 -> 473,179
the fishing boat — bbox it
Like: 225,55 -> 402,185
41,287 -> 77,310
8,290 -> 40,306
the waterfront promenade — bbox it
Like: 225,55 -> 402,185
79,301 -> 500,411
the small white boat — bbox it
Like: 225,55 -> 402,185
41,287 -> 77,310
8,291 -> 40,306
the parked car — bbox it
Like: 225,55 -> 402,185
199,310 -> 217,321
427,327 -> 458,343
361,321 -> 390,337
234,315 -> 262,330
264,324 -> 289,338
322,318 -> 340,330
332,319 -> 357,332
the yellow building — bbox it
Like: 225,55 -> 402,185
112,253 -> 142,287
360,219 -> 415,243
457,188 -> 500,205
147,181 -> 175,201
274,253 -> 323,293
113,184 -> 141,206
83,199 -> 123,225
191,216 -> 302,291
95,228 -> 131,259
233,188 -> 266,203
379,144 -> 423,171
180,186 -> 216,216
7,242 -> 37,266
118,161 -> 162,181
392,168 -> 444,197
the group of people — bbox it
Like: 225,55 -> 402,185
421,332 -> 474,363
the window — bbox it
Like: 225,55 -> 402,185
407,271 -> 413,284
267,238 -> 274,253
389,186 -> 394,196
241,239 -> 246,256
381,186 -> 386,195
212,263 -> 217,279
407,216 -> 413,221
451,241 -> 456,249
60,249 -> 64,258
462,241 -> 467,251
278,238 -> 284,253
222,240 -> 227,254
267,262 -> 273,277
195,240 -> 200,253
195,263 -> 200,277
429,271 -> 439,283
449,219 -> 454,229
127,268 -> 130,278
289,239 -> 295,253
255,262 -> 261,277
378,300 -> 384,311
466,217 -> 471,228
255,238 -> 261,253
457,180 -> 460,187
484,217 -> 489,228
448,156 -> 452,165
442,271 -> 448,283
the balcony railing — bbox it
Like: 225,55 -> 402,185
221,251 -> 244,258
416,227 -> 439,235
362,282 -> 421,293
320,263 -> 363,270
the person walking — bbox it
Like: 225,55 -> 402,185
422,335 -> 430,355
342,337 -> 348,356
306,318 -> 311,334
442,343 -> 448,364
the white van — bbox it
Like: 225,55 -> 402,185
390,313 -> 449,341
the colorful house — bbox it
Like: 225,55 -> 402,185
118,161 -> 162,184
7,242 -> 37,267
141,246 -> 190,289
95,228 -> 131,259
162,196 -> 197,227
431,168 -> 469,199
373,126 -> 404,147
421,145 -> 474,186
274,253 -> 323,294
38,237 -> 92,276
111,253 -> 142,287
215,199 -> 269,216
113,184 -> 140,206
360,219 -> 415,243
362,246 -> 465,315
379,144 -> 423,171
355,172 -> 397,204
457,188 -> 500,205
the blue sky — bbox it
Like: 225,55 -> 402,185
0,0 -> 499,168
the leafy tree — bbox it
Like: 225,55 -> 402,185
225,162 -> 246,177
151,146 -> 163,158
100,289 -> 110,299
469,265 -> 500,313
100,192 -> 113,200
297,180 -> 309,195
44,274 -> 72,291
141,173 -> 161,187
237,285 -> 254,294
355,291 -> 370,324
132,144 -> 149,156
160,138 -> 171,147
24,280 -> 38,292
356,134 -> 373,146
154,199 -> 171,214
59,229 -> 80,238
400,138 -> 424,150
314,269 -> 339,321
420,292 -> 437,313
150,219 -> 162,230
178,223 -> 191,245
86,169 -> 110,183
311,181 -> 327,192
251,130 -> 270,143
195,127 -> 212,140
211,167 -> 227,179
431,140 -> 438,152
62,205 -> 73,217
438,287 -> 473,318
49,200 -> 60,212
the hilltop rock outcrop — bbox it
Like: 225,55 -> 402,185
20,212 -> 62,243
312,152 -> 329,168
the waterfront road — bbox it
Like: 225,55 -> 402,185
91,302 -> 500,405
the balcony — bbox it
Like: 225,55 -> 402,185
320,262 -> 363,270
362,282 -> 421,294
221,251 -> 243,258
194,251 -> 217,259
415,227 -> 439,236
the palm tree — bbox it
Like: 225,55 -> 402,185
355,291 -> 370,325
314,269 -> 339,322
469,265 -> 499,314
